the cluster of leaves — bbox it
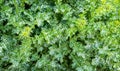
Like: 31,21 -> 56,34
0,0 -> 120,71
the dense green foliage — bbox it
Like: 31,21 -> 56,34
0,0 -> 120,71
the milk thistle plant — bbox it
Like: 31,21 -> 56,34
0,0 -> 120,71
